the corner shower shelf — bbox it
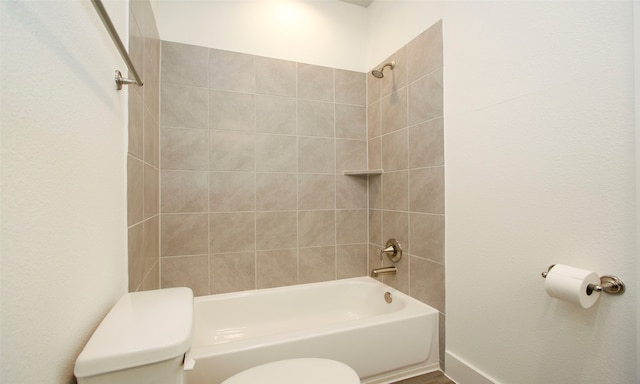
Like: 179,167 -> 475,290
343,169 -> 383,176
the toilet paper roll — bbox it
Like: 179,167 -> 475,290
544,264 -> 601,308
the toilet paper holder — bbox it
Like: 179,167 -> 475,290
541,264 -> 625,295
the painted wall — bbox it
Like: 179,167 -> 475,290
153,0 -> 368,72
368,1 -> 636,383
1,1 -> 128,382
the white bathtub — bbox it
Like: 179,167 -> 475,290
185,277 -> 439,384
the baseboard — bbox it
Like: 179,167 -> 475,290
444,351 -> 497,384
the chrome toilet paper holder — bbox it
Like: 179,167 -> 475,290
541,264 -> 625,295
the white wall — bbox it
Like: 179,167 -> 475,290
1,1 -> 128,382
154,0 -> 369,71
368,1 -> 636,383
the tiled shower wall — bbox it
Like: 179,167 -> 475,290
159,43 -> 370,295
367,21 -> 445,364
127,0 -> 161,292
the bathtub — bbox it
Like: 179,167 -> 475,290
185,277 -> 439,384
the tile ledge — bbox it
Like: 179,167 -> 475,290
343,169 -> 383,176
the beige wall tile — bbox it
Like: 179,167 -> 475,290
209,90 -> 255,132
367,101 -> 381,140
161,41 -> 208,87
209,49 -> 255,92
255,56 -> 296,97
257,249 -> 297,288
256,95 -> 296,135
161,127 -> 209,171
255,134 -> 297,172
161,171 -> 208,213
298,174 -> 335,210
144,40 -> 160,117
367,71 -> 381,105
298,64 -> 334,102
409,213 -> 444,264
161,83 -> 208,129
256,211 -> 297,250
335,69 -> 366,106
382,171 -> 409,211
408,118 -> 444,168
143,215 -> 159,272
381,253 -> 408,294
382,128 -> 409,171
209,172 -> 255,212
379,46 -> 407,98
368,174 -> 382,210
297,99 -> 334,138
143,163 -> 159,219
128,222 -> 144,291
129,0 -> 160,293
210,252 -> 256,294
161,213 -> 209,256
299,246 -> 336,283
127,156 -> 144,226
143,107 -> 159,167
336,175 -> 367,209
382,211 -> 409,253
256,173 -> 297,211
407,20 -> 443,83
336,104 -> 366,140
141,261 -> 160,291
369,243 -> 383,280
337,244 -> 368,279
128,88 -> 144,158
209,212 -> 256,253
161,255 -> 209,296
298,210 -> 335,247
210,131 -> 256,171
298,137 -> 334,173
369,209 -> 382,247
381,87 -> 408,135
336,209 -> 368,245
408,68 -> 444,126
409,166 -> 445,214
409,256 -> 445,312
368,137 -> 382,170
336,139 -> 367,172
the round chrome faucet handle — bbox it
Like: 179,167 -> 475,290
380,239 -> 402,262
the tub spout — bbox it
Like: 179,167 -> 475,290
371,266 -> 397,277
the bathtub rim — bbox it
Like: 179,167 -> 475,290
189,276 -> 439,359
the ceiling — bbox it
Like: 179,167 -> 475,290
338,0 -> 374,8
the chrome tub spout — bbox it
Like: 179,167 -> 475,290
371,266 -> 397,277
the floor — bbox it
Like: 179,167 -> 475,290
391,370 -> 456,384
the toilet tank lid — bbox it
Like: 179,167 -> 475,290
74,287 -> 194,378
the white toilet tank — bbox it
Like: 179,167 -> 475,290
74,288 -> 194,384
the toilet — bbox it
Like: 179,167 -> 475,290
74,288 -> 360,384
221,358 -> 360,384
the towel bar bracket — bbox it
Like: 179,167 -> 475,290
115,70 -> 137,90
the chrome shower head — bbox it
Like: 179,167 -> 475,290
371,61 -> 396,78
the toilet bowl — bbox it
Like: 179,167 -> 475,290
74,288 -> 360,384
221,358 -> 360,384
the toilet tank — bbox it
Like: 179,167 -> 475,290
74,288 -> 194,384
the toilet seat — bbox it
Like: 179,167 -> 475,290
221,358 -> 360,384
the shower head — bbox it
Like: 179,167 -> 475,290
371,61 -> 396,78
